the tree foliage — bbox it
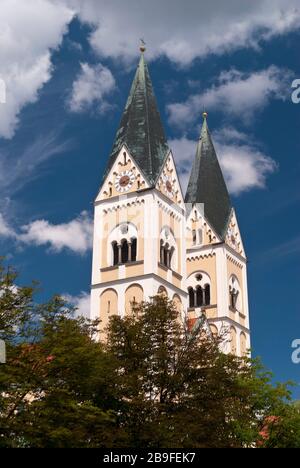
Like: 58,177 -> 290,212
0,261 -> 299,448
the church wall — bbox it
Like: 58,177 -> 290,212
227,256 -> 244,294
125,262 -> 144,278
125,284 -> 144,315
226,253 -> 246,324
99,288 -> 118,333
186,254 -> 217,304
101,267 -> 119,283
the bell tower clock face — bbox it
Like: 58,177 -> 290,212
115,170 -> 135,192
162,175 -> 174,196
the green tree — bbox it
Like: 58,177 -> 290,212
106,296 -> 299,448
0,263 -> 123,448
1,261 -> 300,448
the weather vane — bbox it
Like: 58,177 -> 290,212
140,38 -> 146,53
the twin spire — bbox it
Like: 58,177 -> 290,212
104,47 -> 232,239
104,44 -> 169,185
185,112 -> 232,239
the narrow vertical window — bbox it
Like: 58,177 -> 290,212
204,284 -> 210,305
112,242 -> 118,265
196,286 -> 203,307
198,228 -> 203,245
188,287 -> 195,308
192,229 -> 197,245
121,239 -> 129,263
131,238 -> 137,262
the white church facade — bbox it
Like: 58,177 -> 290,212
90,48 -> 250,356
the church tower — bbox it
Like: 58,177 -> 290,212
184,113 -> 250,355
90,47 -> 187,334
91,47 -> 250,356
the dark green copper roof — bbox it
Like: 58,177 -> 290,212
185,116 -> 232,240
104,52 -> 169,185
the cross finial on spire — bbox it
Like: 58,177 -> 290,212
140,38 -> 146,53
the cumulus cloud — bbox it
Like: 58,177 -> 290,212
214,127 -> 277,194
64,0 -> 300,65
169,137 -> 196,194
170,127 -> 277,196
1,1 -> 299,138
0,213 -> 14,237
0,210 -> 93,254
68,62 -> 116,113
0,0 -> 74,139
63,291 -> 90,318
167,66 -> 292,128
19,211 -> 93,254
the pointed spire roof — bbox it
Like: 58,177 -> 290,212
104,49 -> 169,185
185,113 -> 232,240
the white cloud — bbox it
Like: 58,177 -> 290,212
63,291 -> 90,318
167,66 -> 292,128
68,62 -> 116,113
0,0 -> 74,139
0,210 -> 93,254
214,127 -> 277,194
0,213 -> 14,237
1,1 -> 299,138
64,0 -> 300,65
169,137 -> 196,194
170,127 -> 277,196
0,132 -> 73,197
19,211 -> 93,254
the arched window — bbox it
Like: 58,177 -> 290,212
158,285 -> 168,297
187,271 -> 211,309
188,287 -> 195,308
131,237 -> 137,262
163,243 -> 169,267
109,223 -> 138,266
160,240 -> 164,264
204,284 -> 210,305
229,276 -> 241,312
112,241 -> 118,265
169,246 -> 175,267
198,228 -> 203,245
196,286 -> 203,307
240,332 -> 247,356
229,288 -> 239,309
192,229 -> 197,245
230,326 -> 237,354
159,227 -> 177,270
121,239 -> 129,264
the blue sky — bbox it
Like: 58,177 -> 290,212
0,0 -> 300,396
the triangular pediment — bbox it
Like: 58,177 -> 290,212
96,145 -> 149,202
224,209 -> 246,257
155,151 -> 184,208
186,203 -> 221,249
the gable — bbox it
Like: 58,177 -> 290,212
96,145 -> 149,202
224,209 -> 246,257
186,204 -> 221,249
155,151 -> 184,208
